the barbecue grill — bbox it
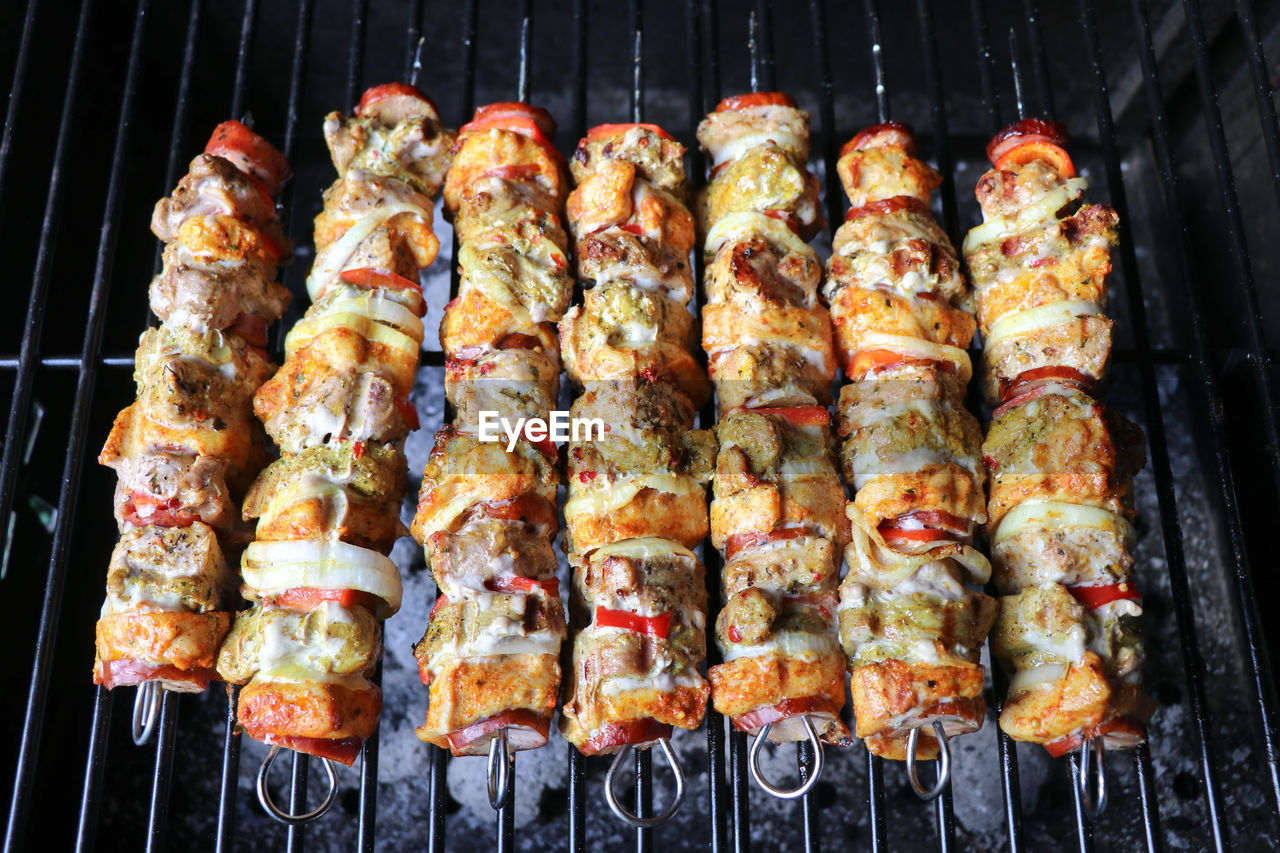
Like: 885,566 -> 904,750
2,0 -> 1279,850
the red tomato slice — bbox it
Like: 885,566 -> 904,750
999,366 -> 1093,403
205,120 -> 291,195
879,509 -> 973,545
446,710 -> 551,755
263,734 -> 364,766
394,395 -> 420,431
340,267 -> 423,293
486,575 -> 560,598
580,719 -> 674,756
880,525 -> 951,546
725,527 -> 813,560
268,587 -> 383,614
991,379 -> 1092,420
124,494 -> 199,528
995,140 -> 1076,179
1068,581 -> 1141,611
842,121 -> 917,157
594,606 -> 673,639
460,111 -> 565,165
762,209 -> 802,236
230,312 -> 269,348
585,122 -> 675,143
355,82 -> 439,119
98,660 -> 216,691
737,405 -> 830,427
715,92 -> 796,112
986,118 -> 1070,163
727,624 -> 743,643
469,494 -> 559,536
844,195 -> 931,222
471,102 -> 557,138
732,696 -> 834,733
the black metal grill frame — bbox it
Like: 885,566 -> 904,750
2,0 -> 1278,851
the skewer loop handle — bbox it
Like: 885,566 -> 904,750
747,714 -> 825,800
905,720 -> 952,801
256,745 -> 339,826
131,682 -> 162,746
1078,735 -> 1108,819
604,737 -> 686,827
487,727 -> 513,811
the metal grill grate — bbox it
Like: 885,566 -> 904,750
2,1 -> 1279,851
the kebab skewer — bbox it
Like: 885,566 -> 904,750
695,91 -> 852,799
93,122 -> 292,737
557,120 -> 713,825
410,101 -> 570,773
825,121 -> 996,795
964,119 -> 1153,794
213,86 -> 453,807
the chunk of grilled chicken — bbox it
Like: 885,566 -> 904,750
423,517 -> 559,592
443,126 -> 569,214
697,145 -> 824,241
324,101 -> 455,198
411,426 -> 559,543
697,100 -> 811,168
710,409 -> 848,551
100,522 -> 232,617
242,439 -> 408,553
836,142 -> 942,210
982,385 -> 1144,531
566,160 -> 696,257
703,221 -> 822,310
571,124 -> 689,201
152,153 -> 292,258
218,600 -> 382,685
149,251 -> 289,335
575,228 -> 694,304
446,347 -> 561,431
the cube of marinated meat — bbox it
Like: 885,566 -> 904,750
94,610 -> 230,691
417,655 -> 561,754
837,378 -> 986,530
826,199 -> 966,304
166,213 -> 282,282
101,522 -> 232,617
696,102 -> 811,168
455,236 -> 573,324
702,302 -> 835,413
575,228 -> 694,304
574,539 -> 708,622
242,440 -> 408,552
567,162 -> 696,257
413,590 -> 565,674
308,170 -> 440,300
149,254 -> 290,334
710,409 -> 848,550
559,282 -> 709,407
443,127 -> 568,213
256,369 -> 412,452
412,426 -> 559,543
446,347 -> 561,430
703,228 -> 822,310
983,385 -> 1144,529
218,601 -> 382,685
152,153 -> 292,258
720,536 -> 839,598
451,175 -> 570,263
981,307 -> 1114,404
572,125 -> 689,200
424,517 -> 559,593
974,157 -> 1074,219
697,145 -> 824,241
836,144 -> 942,208
324,107 -> 455,198
964,202 -> 1118,334
850,660 -> 987,758
105,443 -> 240,531
237,679 -> 382,746
990,502 -> 1136,594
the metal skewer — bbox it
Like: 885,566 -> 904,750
1009,28 -> 1026,120
1078,735 -> 1109,819
256,744 -> 339,826
865,0 -> 889,124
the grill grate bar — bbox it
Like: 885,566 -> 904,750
686,3 -> 729,850
1120,0 -> 1270,847
75,683 -> 114,853
1135,744 -> 1165,853
1068,753 -> 1095,853
229,0 -> 259,120
0,0 -> 39,230
1234,0 -> 1280,218
3,3 -> 149,849
216,686 -> 242,853
865,752 -> 885,853
1179,0 -> 1280,810
0,0 -> 94,636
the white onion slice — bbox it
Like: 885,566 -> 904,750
243,539 -> 402,616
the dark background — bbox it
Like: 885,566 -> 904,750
1,0 -> 1279,850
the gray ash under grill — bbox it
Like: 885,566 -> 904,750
2,1 -> 1280,852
